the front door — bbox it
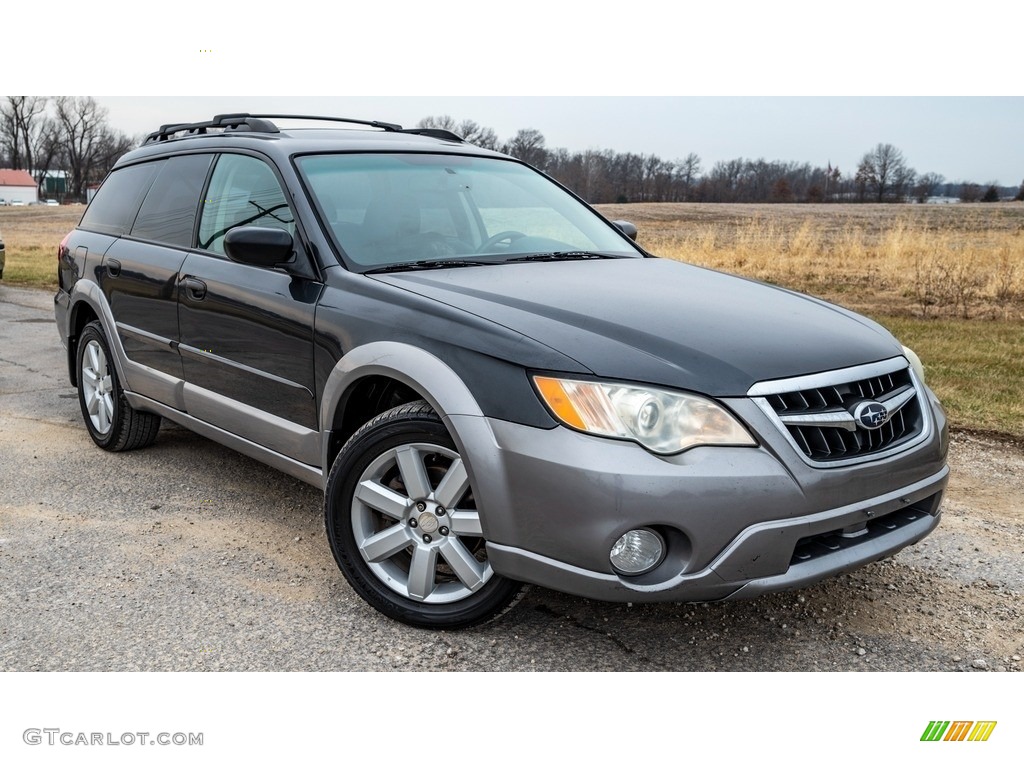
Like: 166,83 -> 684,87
177,152 -> 322,465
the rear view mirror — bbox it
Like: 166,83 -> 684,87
612,220 -> 638,241
224,226 -> 294,267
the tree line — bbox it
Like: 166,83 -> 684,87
1,96 -> 135,200
2,100 -> 1020,205
420,115 -> 1024,205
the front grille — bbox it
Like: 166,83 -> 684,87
752,360 -> 927,465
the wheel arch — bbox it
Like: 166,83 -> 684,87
66,283 -> 120,388
320,342 -> 488,475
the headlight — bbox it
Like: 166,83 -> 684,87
533,376 -> 756,454
902,345 -> 926,386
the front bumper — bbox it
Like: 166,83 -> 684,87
450,389 -> 949,603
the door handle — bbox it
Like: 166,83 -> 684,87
181,276 -> 207,301
106,258 -> 121,277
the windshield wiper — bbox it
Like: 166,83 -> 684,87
503,251 -> 620,263
364,259 -> 495,274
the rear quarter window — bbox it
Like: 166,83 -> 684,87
79,162 -> 162,236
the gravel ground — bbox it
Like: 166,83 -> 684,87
1,284 -> 1021,672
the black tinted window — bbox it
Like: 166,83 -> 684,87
79,162 -> 161,236
198,154 -> 294,255
131,154 -> 213,246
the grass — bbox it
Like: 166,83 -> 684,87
0,207 -> 82,289
879,316 -> 1024,438
4,203 -> 1023,439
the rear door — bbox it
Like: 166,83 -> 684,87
97,155 -> 212,402
177,152 -> 322,465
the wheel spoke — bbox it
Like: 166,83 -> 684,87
433,457 -> 470,510
448,509 -> 483,537
439,538 -> 486,591
88,343 -> 102,375
407,545 -> 438,600
395,445 -> 432,500
97,393 -> 113,433
86,389 -> 100,416
82,366 -> 99,386
354,480 -> 409,520
359,524 -> 412,563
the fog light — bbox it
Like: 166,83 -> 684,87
610,528 -> 664,575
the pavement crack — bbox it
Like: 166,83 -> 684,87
533,604 -> 669,669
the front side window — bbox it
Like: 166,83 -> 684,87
295,153 -> 641,269
198,154 -> 295,255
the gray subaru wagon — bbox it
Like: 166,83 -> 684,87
54,114 -> 949,628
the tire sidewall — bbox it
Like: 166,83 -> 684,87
76,322 -> 123,450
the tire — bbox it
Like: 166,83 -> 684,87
76,320 -> 161,451
325,400 -> 522,629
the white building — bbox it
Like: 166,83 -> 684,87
0,169 -> 39,204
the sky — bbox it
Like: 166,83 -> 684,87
96,95 -> 1023,185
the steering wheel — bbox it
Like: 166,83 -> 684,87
477,230 -> 527,253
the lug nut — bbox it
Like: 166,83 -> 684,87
436,506 -> 446,516
416,502 -> 426,512
409,518 -> 418,528
422,534 -> 432,543
439,526 -> 449,536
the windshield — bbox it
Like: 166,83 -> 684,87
296,153 -> 642,270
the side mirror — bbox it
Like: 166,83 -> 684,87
223,226 -> 294,267
612,220 -> 638,241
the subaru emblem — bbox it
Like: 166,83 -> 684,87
853,401 -> 890,430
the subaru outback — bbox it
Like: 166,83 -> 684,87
54,113 -> 949,628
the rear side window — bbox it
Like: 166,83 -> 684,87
79,162 -> 162,236
198,154 -> 294,255
130,154 -> 213,246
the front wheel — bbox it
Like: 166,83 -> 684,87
325,401 -> 521,629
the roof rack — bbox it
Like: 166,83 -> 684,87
401,128 -> 465,143
143,113 -> 410,144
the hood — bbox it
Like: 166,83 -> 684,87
372,258 -> 902,396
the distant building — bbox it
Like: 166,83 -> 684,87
40,170 -> 69,197
0,169 -> 39,205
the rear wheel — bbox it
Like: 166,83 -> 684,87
325,401 -> 521,628
76,321 -> 161,451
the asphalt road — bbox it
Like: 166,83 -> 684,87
1,284 -> 1021,672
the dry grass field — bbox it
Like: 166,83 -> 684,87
0,206 -> 82,287
597,202 -> 1024,321
3,202 -> 1023,439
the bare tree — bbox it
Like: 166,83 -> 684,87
1015,180 -> 1024,202
959,182 -> 981,202
914,171 -> 945,203
855,143 -> 916,202
503,128 -> 548,169
417,115 -> 499,150
453,119 -> 499,151
417,114 -> 458,132
51,96 -> 133,199
676,153 -> 701,201
1,96 -> 48,174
